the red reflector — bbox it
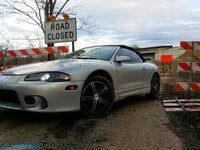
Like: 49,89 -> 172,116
65,85 -> 78,91
69,86 -> 75,90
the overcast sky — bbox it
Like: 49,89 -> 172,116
1,0 -> 200,50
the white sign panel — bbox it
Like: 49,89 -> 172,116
45,18 -> 77,44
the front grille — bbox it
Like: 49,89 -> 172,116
0,89 -> 20,104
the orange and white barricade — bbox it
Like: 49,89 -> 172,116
0,46 -> 69,72
163,41 -> 200,111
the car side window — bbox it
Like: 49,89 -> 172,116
116,48 -> 143,63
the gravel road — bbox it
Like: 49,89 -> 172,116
0,94 -> 182,150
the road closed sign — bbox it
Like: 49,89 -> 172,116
45,18 -> 77,44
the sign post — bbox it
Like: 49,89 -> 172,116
160,54 -> 173,76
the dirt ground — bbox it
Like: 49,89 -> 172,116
0,76 -> 199,150
161,77 -> 200,150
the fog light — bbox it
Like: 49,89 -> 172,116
24,96 -> 35,105
41,98 -> 48,109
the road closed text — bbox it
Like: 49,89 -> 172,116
45,18 -> 77,44
47,31 -> 74,41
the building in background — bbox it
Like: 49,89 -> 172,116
135,46 -> 185,62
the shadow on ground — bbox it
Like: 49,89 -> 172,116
0,95 -> 147,124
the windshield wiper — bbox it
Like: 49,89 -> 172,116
77,57 -> 97,59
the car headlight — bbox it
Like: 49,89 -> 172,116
24,72 -> 71,82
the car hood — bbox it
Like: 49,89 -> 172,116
2,59 -> 106,75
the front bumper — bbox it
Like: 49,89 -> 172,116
0,75 -> 84,112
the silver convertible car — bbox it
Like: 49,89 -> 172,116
0,45 -> 160,117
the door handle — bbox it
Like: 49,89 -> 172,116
142,67 -> 146,71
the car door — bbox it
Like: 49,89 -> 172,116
115,48 -> 149,99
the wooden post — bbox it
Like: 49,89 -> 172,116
187,41 -> 195,98
72,41 -> 75,52
47,43 -> 54,60
170,62 -> 172,76
162,62 -> 165,76
45,0 -> 54,61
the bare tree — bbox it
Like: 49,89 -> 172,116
0,42 -> 9,51
0,0 -> 92,59
0,0 -> 91,34
0,32 -> 13,50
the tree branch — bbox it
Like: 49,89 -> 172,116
0,0 -> 94,46
35,0 -> 45,33
0,32 -> 14,50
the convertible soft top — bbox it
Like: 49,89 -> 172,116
80,45 -> 145,62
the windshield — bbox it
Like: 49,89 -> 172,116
65,46 -> 118,61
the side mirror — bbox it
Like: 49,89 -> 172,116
115,56 -> 131,62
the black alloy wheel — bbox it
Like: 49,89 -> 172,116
146,74 -> 160,100
81,76 -> 114,117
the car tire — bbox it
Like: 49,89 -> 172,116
81,76 -> 114,117
146,74 -> 160,100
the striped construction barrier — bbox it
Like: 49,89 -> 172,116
0,66 -> 13,72
163,99 -> 200,111
176,82 -> 200,92
0,46 -> 69,71
163,41 -> 200,112
178,62 -> 200,72
181,41 -> 200,50
0,46 -> 69,58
